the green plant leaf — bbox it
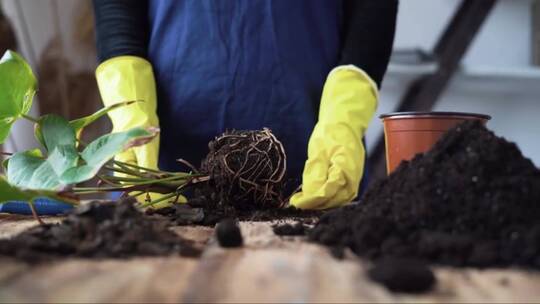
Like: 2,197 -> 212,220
61,127 -> 159,184
7,150 -> 44,186
47,145 -> 79,175
0,50 -> 37,144
2,148 -> 41,172
69,100 -> 138,135
36,114 -> 76,152
0,175 -> 78,205
10,114 -> 79,190
7,145 -> 78,191
6,125 -> 157,189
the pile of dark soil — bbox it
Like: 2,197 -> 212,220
310,121 -> 540,269
0,199 -> 201,262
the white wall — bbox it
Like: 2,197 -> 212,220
1,0 -> 96,153
368,0 -> 540,166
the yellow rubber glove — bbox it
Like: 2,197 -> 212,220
96,56 -> 185,207
290,65 -> 378,210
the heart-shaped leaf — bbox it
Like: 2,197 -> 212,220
10,114 -> 79,190
2,148 -> 42,171
7,145 -> 79,190
6,150 -> 44,186
7,124 -> 157,190
0,50 -> 37,144
61,127 -> 159,184
0,175 -> 77,205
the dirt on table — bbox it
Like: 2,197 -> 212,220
368,258 -> 436,293
273,222 -> 308,236
0,199 -> 201,263
310,121 -> 540,269
148,197 -> 323,226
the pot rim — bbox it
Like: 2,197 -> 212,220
379,111 -> 491,120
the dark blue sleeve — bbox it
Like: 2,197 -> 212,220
92,0 -> 149,63
340,0 -> 398,87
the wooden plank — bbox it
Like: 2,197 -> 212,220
0,257 -> 199,303
0,218 -> 540,302
184,222 -> 540,303
0,214 -> 61,239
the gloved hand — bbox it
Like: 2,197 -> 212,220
96,56 -> 185,207
290,65 -> 378,209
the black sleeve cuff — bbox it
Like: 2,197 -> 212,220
93,0 -> 149,63
339,0 -> 398,88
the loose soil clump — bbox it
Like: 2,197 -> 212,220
368,258 -> 436,293
310,121 -> 540,269
0,199 -> 201,262
215,218 -> 243,248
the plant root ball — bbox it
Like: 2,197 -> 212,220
201,128 -> 286,209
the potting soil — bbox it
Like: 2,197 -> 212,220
273,222 -> 308,236
368,258 -> 436,293
151,196 -> 322,226
0,199 -> 201,262
310,121 -> 540,268
215,218 -> 243,248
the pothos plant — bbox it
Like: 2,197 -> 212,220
0,50 -> 288,223
0,50 -> 199,221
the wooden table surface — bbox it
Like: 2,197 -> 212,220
1,214 -> 539,303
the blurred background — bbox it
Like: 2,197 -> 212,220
1,0 -> 539,178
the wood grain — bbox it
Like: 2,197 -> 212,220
1,216 -> 539,303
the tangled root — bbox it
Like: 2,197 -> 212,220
201,128 -> 286,209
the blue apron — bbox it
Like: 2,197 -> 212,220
147,0 -> 369,196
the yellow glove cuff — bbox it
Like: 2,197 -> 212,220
320,65 -> 378,132
96,56 -> 159,132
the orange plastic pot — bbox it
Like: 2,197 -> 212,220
380,112 -> 491,174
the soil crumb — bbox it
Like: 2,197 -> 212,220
273,222 -> 307,236
0,199 -> 201,262
310,121 -> 540,269
215,218 -> 243,248
368,258 -> 436,293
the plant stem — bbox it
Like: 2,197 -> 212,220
113,160 -> 169,174
74,186 -> 134,192
100,175 -> 154,183
21,114 -> 39,123
115,174 -> 189,186
28,200 -> 44,226
104,165 -> 145,177
141,192 -> 178,208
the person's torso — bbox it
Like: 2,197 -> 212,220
147,0 -> 343,187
